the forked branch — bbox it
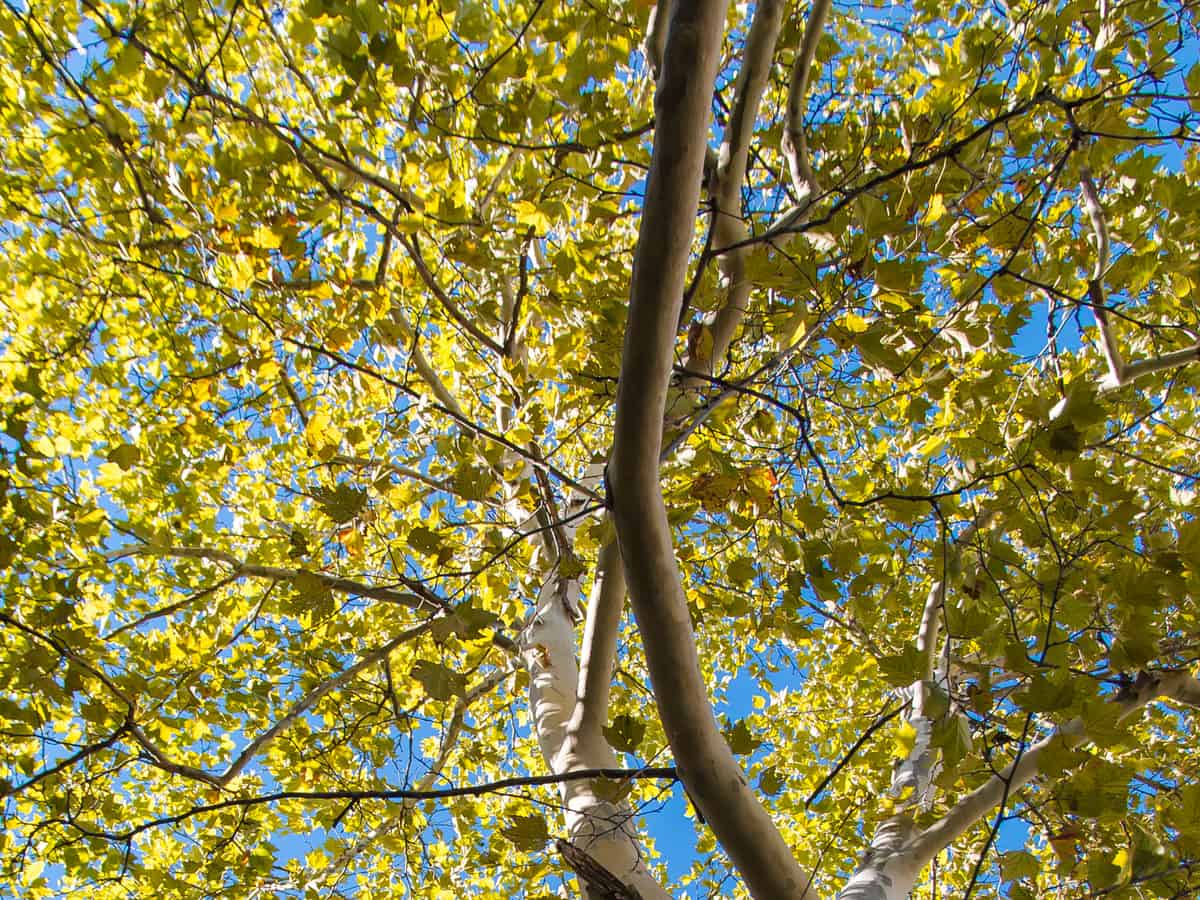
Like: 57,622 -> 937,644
783,0 -> 832,204
691,0 -> 787,375
609,0 -> 816,896
908,668 -> 1200,870
1079,169 -> 1200,390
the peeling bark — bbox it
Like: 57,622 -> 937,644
523,569 -> 672,900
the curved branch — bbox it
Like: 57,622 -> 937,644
310,664 -> 519,884
906,668 -> 1200,871
400,234 -> 504,355
571,540 -> 626,742
696,0 -> 787,374
609,2 -> 815,897
1078,169 -> 1200,390
105,544 -> 450,614
642,0 -> 672,82
783,0 -> 831,202
125,620 -> 438,789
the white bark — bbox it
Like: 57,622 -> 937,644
700,0 -> 787,374
837,818 -> 921,900
523,558 -> 671,899
509,453 -> 667,898
473,207 -> 667,896
782,0 -> 831,204
843,668 -> 1200,898
1078,169 -> 1200,391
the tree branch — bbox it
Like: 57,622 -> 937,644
105,544 -> 451,614
306,664 -> 519,887
609,1 -> 816,896
389,304 -> 471,415
122,619 -> 438,789
907,667 -> 1200,871
642,0 -> 672,82
1079,168 -> 1200,390
693,0 -> 787,375
571,540 -> 626,742
82,767 -> 680,843
328,454 -> 453,495
783,0 -> 831,203
400,234 -> 504,355
214,623 -> 434,786
558,839 -> 645,900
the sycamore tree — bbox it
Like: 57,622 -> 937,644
3,0 -> 1200,896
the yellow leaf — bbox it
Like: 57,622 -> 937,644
214,201 -> 240,223
514,200 -> 551,233
687,322 -> 714,364
96,462 -> 124,489
339,526 -> 364,558
425,9 -> 454,41
843,312 -> 870,334
917,435 -> 947,458
892,720 -> 918,759
923,193 -> 947,225
305,410 -> 341,459
229,253 -> 257,291
393,214 -> 424,234
256,358 -> 281,381
252,225 -> 282,249
327,326 -> 353,351
777,310 -> 809,350
31,435 -> 56,456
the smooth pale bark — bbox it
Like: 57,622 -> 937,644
1078,168 -> 1200,390
523,576 -> 671,899
517,464 -> 669,899
569,540 -> 627,742
488,246 -> 666,896
782,0 -> 831,202
836,818 -> 922,900
837,581 -> 942,900
609,2 -> 815,897
853,668 -> 1200,900
703,0 -> 787,373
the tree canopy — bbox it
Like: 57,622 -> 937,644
2,0 -> 1200,897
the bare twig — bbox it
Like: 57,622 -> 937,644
85,767 -> 680,842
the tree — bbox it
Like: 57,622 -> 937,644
1,0 -> 1199,895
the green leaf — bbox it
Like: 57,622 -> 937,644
1016,672 -> 1076,713
727,556 -> 756,586
406,525 -> 443,556
724,719 -> 762,756
292,571 -> 333,608
603,713 -> 645,754
316,484 -> 368,524
758,765 -> 785,796
589,776 -> 633,804
105,443 -> 141,470
499,814 -> 549,852
409,660 -> 465,702
877,646 -> 924,687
